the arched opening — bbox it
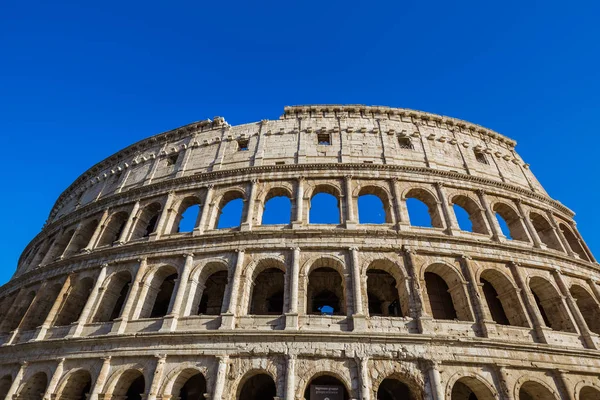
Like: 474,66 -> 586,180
29,237 -> 55,268
307,267 -> 345,315
195,268 -> 228,316
53,277 -> 95,326
579,386 -> 600,400
405,188 -> 444,228
530,213 -> 563,251
112,370 -> 145,400
451,377 -> 496,400
92,271 -> 132,322
98,211 -> 129,247
366,269 -> 402,317
559,223 -> 589,260
173,370 -> 207,400
56,369 -> 92,400
424,272 -> 457,320
0,375 -> 12,400
149,271 -> 178,319
304,374 -> 349,400
452,196 -> 489,234
358,186 -> 393,225
262,191 -> 292,225
65,219 -> 99,255
530,277 -> 575,332
131,202 -> 162,239
570,285 -> 600,334
250,268 -> 285,315
0,290 -> 35,333
238,373 -> 276,400
479,270 -> 528,327
216,193 -> 245,229
20,283 -> 62,331
519,381 -> 556,400
45,228 -> 76,261
493,203 -> 529,242
480,278 -> 510,325
17,372 -> 48,400
175,197 -> 202,233
310,190 -> 341,224
377,378 -> 414,400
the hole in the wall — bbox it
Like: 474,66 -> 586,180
358,194 -> 386,224
217,198 -> 244,228
406,198 -> 433,227
262,196 -> 291,225
309,192 -> 340,224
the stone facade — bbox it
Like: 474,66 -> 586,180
0,105 -> 599,400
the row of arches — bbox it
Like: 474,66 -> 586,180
21,180 -> 592,273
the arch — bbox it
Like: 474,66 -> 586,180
0,374 -> 12,399
405,188 -> 444,228
358,185 -> 393,224
17,371 -> 48,400
452,195 -> 489,234
570,284 -> 600,334
366,262 -> 404,317
93,271 -> 133,322
237,371 -> 277,400
448,375 -> 496,400
1,289 -> 36,333
190,261 -> 230,316
377,377 -> 415,400
579,385 -> 600,400
173,196 -> 202,233
106,368 -> 146,399
65,219 -> 99,255
529,276 -> 576,332
492,202 -> 529,242
479,269 -> 528,327
519,380 -> 558,400
423,263 -> 472,321
53,276 -> 95,326
309,185 -> 341,224
216,191 -> 245,229
45,228 -> 76,261
261,187 -> 293,225
559,223 -> 589,260
55,368 -> 92,400
307,267 -> 346,315
249,263 -> 286,315
131,202 -> 162,239
97,211 -> 129,247
20,282 -> 63,331
142,265 -> 179,319
166,368 -> 207,400
303,372 -> 350,400
529,212 -> 563,251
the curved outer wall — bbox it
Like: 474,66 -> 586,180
0,105 -> 599,400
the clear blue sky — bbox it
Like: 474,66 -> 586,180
1,1 -> 599,285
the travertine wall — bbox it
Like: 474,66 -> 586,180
0,105 -> 599,400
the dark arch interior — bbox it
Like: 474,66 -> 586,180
125,375 -> 146,400
377,378 -> 414,400
197,270 -> 228,315
424,272 -> 457,320
250,268 -> 285,315
480,278 -> 510,325
150,273 -> 178,318
579,386 -> 600,400
238,373 -> 276,400
451,381 -> 478,400
0,376 -> 12,400
304,375 -> 349,400
179,373 -> 207,400
367,269 -> 402,317
519,381 -> 556,400
308,267 -> 344,315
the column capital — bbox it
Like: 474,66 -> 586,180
250,179 -> 259,184
344,174 -> 353,180
101,356 -> 112,362
460,254 -> 473,261
154,354 -> 167,361
475,188 -> 487,196
402,245 -> 416,255
101,262 -> 109,268
290,247 -> 301,252
183,253 -> 194,259
137,257 -> 147,263
434,181 -> 445,188
236,248 -> 245,253
205,184 -> 215,189
349,246 -> 359,252
20,361 -> 28,367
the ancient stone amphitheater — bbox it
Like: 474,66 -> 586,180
1,105 -> 599,400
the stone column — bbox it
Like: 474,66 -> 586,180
390,178 -> 408,230
161,253 -> 194,332
494,365 -> 514,400
72,263 -> 108,337
118,201 -> 140,244
35,275 -> 73,341
434,182 -> 457,235
112,257 -> 148,334
147,354 -> 167,400
544,211 -> 569,254
508,262 -> 547,343
285,247 -> 300,330
515,201 -> 544,249
476,190 -> 502,241
42,358 -> 65,400
345,175 -> 357,229
350,247 -> 366,331
89,357 -> 112,400
586,279 -> 600,304
194,184 -> 215,235
292,177 -> 305,228
357,357 -> 371,400
39,229 -> 64,265
86,209 -> 110,251
425,360 -> 444,400
554,369 -> 576,400
5,362 -> 27,400
552,269 -> 596,349
401,246 -> 429,333
221,249 -> 244,329
152,191 -> 175,240
284,354 -> 296,400
459,255 -> 489,337
175,139 -> 195,177
241,180 -> 258,231
570,221 -> 596,262
212,356 -> 229,400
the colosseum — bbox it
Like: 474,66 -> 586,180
0,104 -> 599,400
